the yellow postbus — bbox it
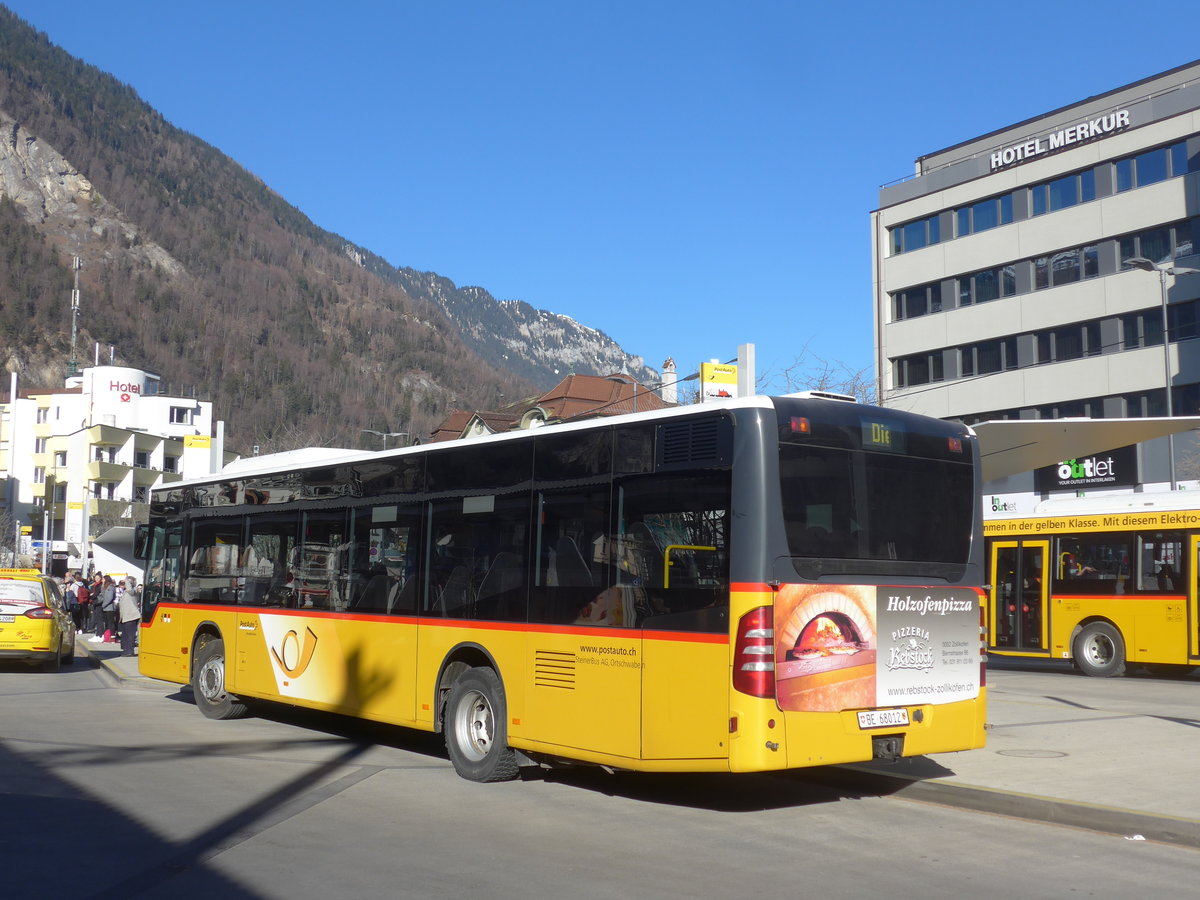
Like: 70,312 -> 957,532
136,394 -> 987,781
985,491 -> 1200,677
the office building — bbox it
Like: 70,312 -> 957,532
872,61 -> 1200,510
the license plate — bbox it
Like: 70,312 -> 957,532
857,708 -> 909,729
0,615 -> 13,623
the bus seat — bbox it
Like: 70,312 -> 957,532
350,573 -> 391,612
554,538 -> 592,588
479,551 -> 523,600
437,566 -> 473,616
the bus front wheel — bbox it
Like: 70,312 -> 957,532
1073,622 -> 1126,677
193,638 -> 250,719
444,667 -> 519,782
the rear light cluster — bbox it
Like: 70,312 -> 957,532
733,605 -> 776,698
24,607 -> 55,619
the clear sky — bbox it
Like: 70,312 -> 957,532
5,1 -> 1199,394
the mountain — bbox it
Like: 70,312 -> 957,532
0,7 -> 657,451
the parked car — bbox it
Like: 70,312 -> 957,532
0,568 -> 76,671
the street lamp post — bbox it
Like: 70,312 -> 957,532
361,429 -> 409,450
1126,257 -> 1200,490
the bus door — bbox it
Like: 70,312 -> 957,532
1192,535 -> 1200,661
990,540 -> 1048,651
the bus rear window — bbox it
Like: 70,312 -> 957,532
779,444 -> 973,574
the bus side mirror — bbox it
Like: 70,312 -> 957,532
133,524 -> 151,560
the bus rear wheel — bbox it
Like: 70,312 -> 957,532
193,638 -> 249,720
444,667 -> 519,782
1073,622 -> 1125,677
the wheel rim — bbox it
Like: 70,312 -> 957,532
453,689 -> 494,762
198,653 -> 226,703
1083,633 -> 1114,667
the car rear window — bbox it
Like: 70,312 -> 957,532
0,581 -> 44,605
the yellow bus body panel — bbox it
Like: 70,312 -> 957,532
139,596 -> 985,774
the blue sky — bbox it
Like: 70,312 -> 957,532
6,1 -> 1200,394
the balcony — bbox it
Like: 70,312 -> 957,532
88,498 -> 149,524
87,460 -> 129,482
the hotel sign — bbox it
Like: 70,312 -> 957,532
990,109 -> 1130,170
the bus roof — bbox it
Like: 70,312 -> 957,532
167,394 -> 783,490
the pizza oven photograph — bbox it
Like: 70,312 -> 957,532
774,586 -> 877,711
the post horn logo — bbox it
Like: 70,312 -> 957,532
270,626 -> 319,678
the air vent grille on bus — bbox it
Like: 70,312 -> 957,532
534,650 -> 576,690
657,416 -> 730,470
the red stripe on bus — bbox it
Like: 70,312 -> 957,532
152,602 -> 729,643
731,582 -> 773,593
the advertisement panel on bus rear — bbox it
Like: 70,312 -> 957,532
773,584 -> 980,712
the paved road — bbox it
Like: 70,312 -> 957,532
2,653 -> 1197,898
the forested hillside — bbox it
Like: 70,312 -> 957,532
0,8 -> 648,451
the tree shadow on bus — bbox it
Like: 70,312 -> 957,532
524,757 -> 957,812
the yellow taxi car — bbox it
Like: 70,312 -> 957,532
0,568 -> 76,672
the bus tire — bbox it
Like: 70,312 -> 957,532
193,638 -> 249,720
1073,622 -> 1126,677
444,667 -> 519,782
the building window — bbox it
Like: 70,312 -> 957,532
93,482 -> 117,500
1114,140 -> 1188,192
1121,220 -> 1193,268
894,351 -> 944,388
163,456 -> 179,474
35,407 -> 48,424
34,467 -> 45,484
169,406 -> 193,425
958,265 -> 1016,306
34,438 -> 47,454
1030,170 -> 1096,216
134,450 -> 150,469
53,451 -> 67,467
1034,244 -> 1099,290
960,338 -> 1017,377
955,193 -> 1014,237
891,282 -> 942,320
133,486 -> 149,503
1122,300 -> 1200,349
890,213 -> 942,255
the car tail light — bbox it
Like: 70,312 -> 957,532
733,605 -> 775,698
24,606 -> 55,619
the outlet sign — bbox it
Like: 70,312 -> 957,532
1034,444 -> 1138,492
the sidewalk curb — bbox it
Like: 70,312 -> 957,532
78,643 -> 174,692
816,764 -> 1200,850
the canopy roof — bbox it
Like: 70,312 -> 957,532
972,417 -> 1200,482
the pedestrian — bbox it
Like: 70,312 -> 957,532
88,573 -> 105,636
63,572 -> 80,629
118,577 -> 141,657
75,574 -> 91,633
89,575 -> 117,643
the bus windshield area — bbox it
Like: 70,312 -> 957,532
779,444 -> 974,574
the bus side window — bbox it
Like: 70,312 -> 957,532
186,519 -> 243,604
532,489 -> 611,626
614,472 -> 730,632
241,512 -> 298,607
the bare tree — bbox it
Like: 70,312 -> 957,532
768,343 -> 878,405
0,506 -> 18,565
